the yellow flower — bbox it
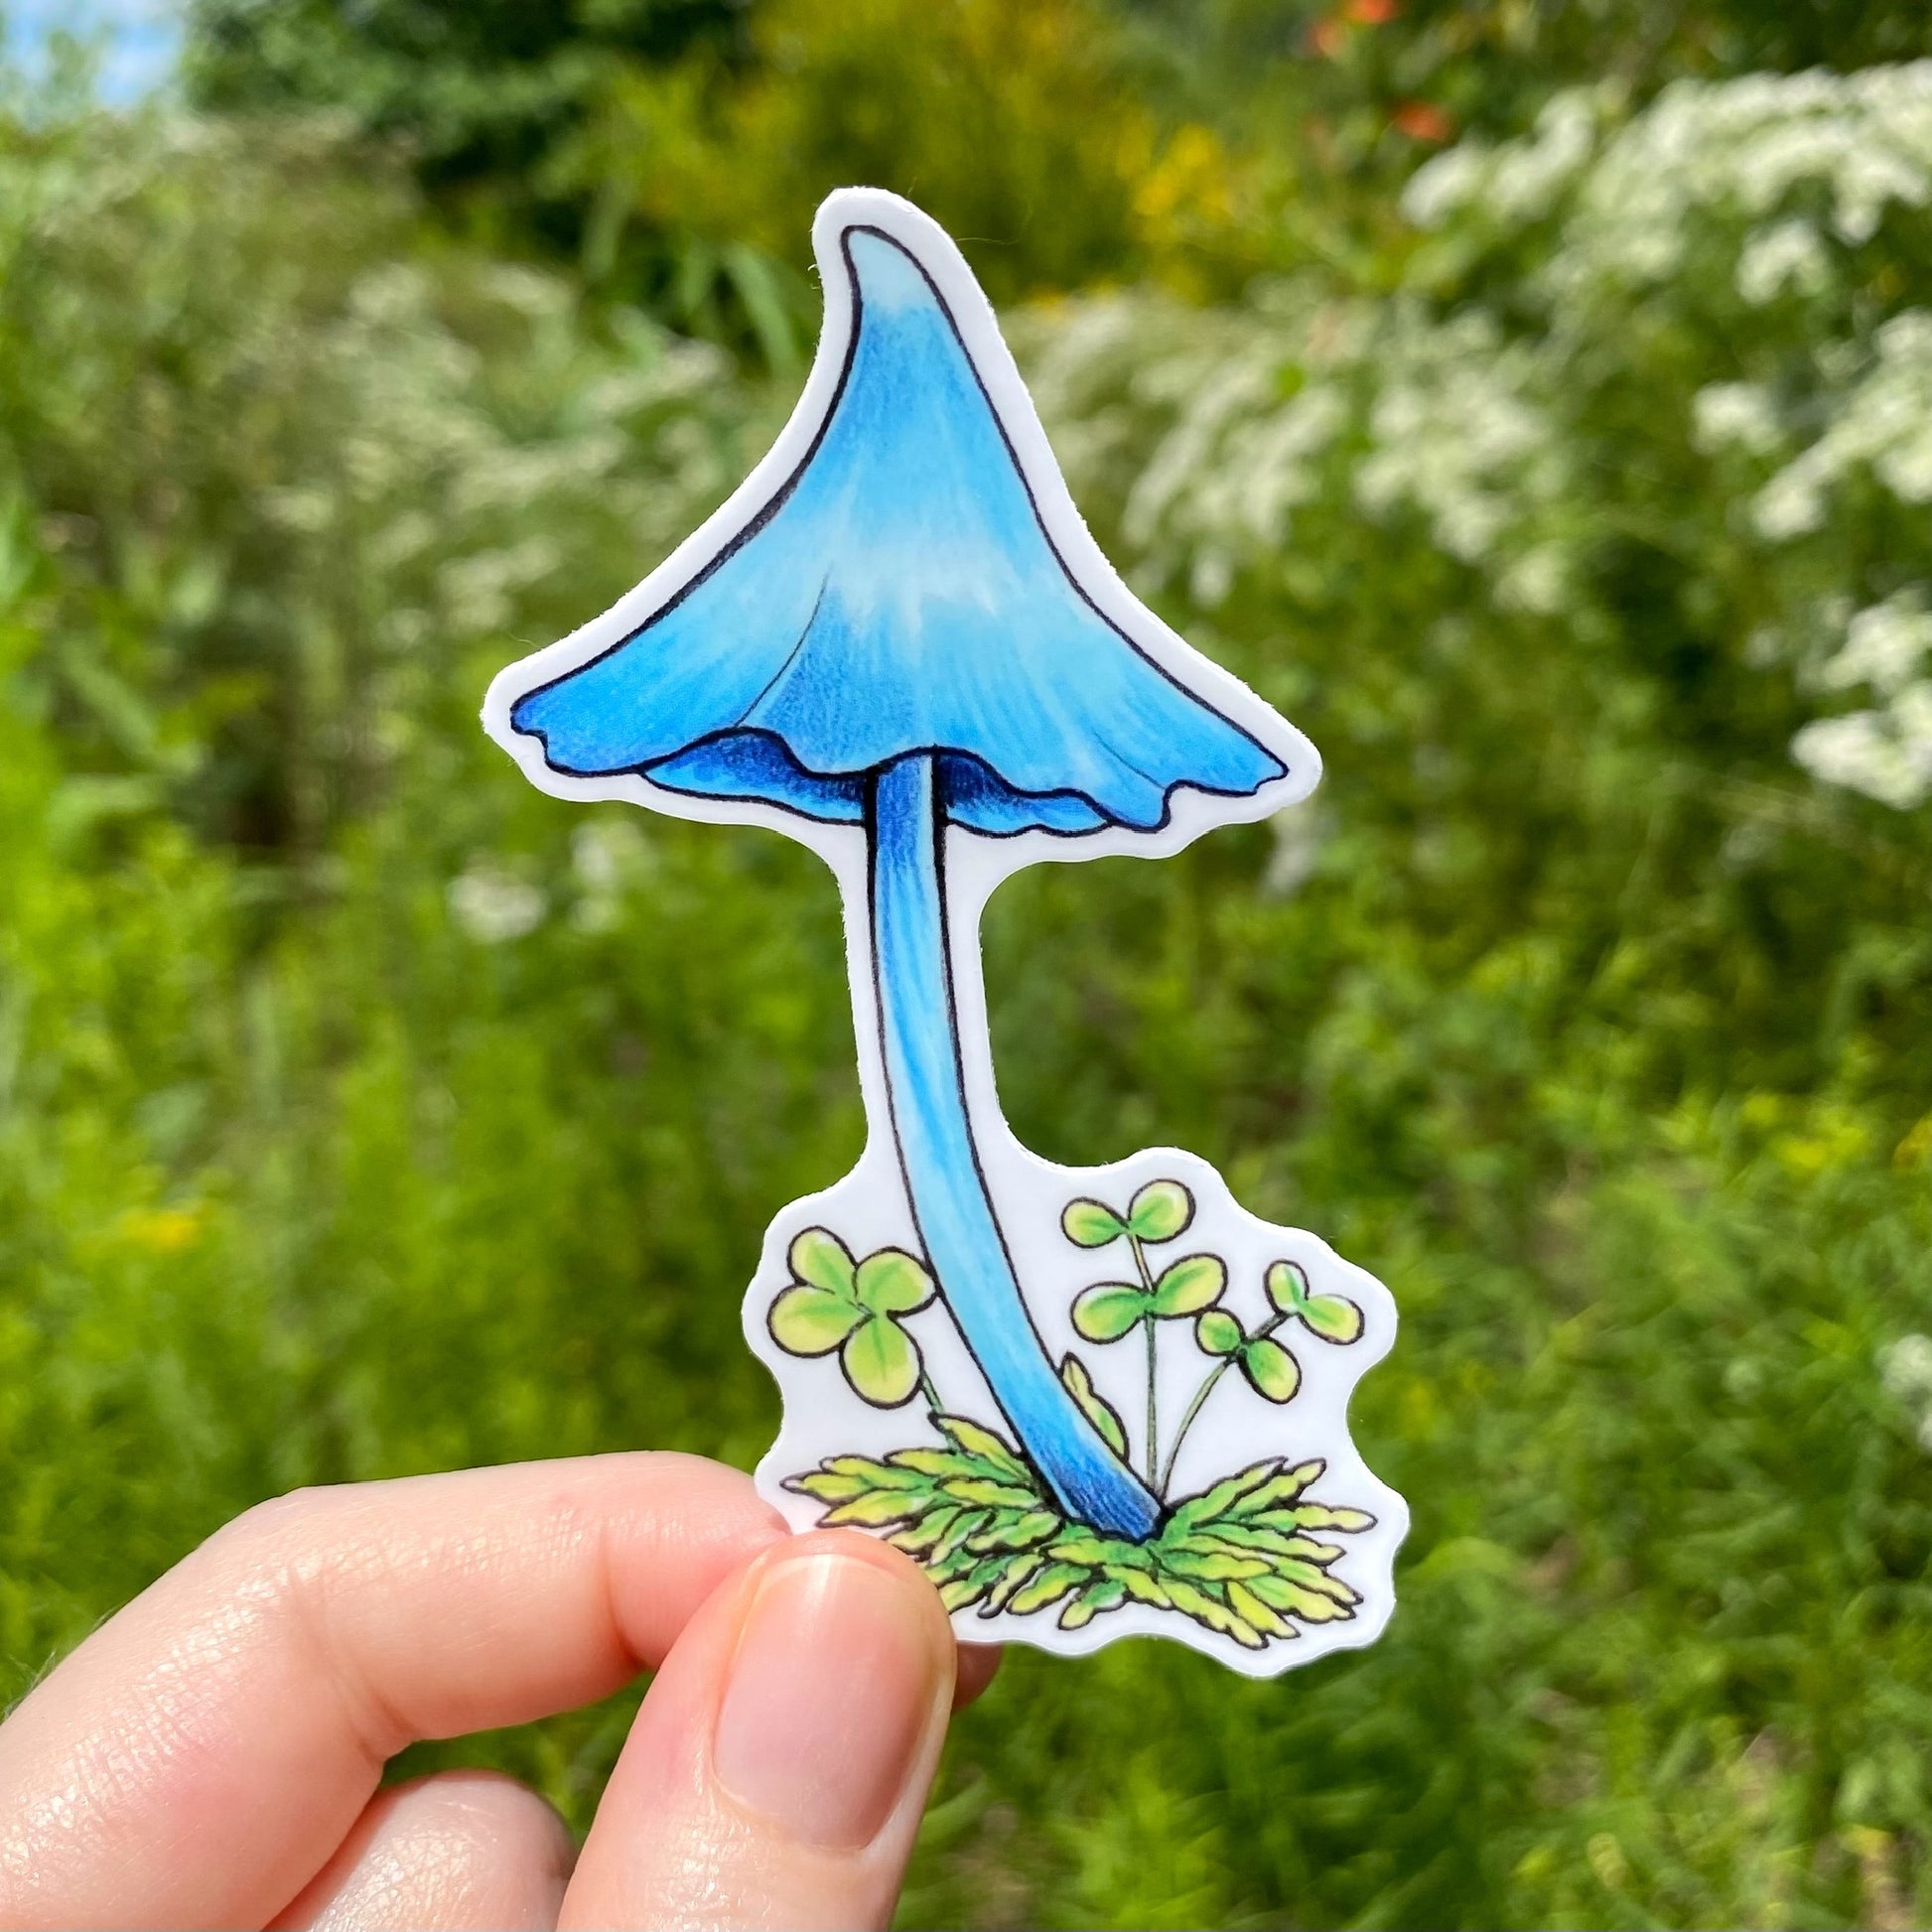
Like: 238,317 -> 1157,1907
118,1203 -> 208,1255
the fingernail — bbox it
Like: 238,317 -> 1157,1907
712,1550 -> 945,1850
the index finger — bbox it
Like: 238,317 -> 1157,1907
0,1453 -> 785,1931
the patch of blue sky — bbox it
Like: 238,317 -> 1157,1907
7,0 -> 180,103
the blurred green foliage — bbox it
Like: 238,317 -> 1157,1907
6,9 -> 1932,1929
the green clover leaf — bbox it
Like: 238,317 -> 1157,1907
768,1227 -> 932,1407
1071,1281 -> 1148,1342
1299,1295 -> 1365,1344
856,1247 -> 935,1315
791,1226 -> 858,1296
1265,1259 -> 1365,1344
1263,1259 -> 1306,1315
1059,1353 -> 1129,1458
1239,1335 -> 1302,1403
1195,1309 -> 1245,1357
1127,1179 -> 1194,1243
1062,1197 -> 1129,1247
1150,1253 -> 1226,1317
843,1313 -> 922,1407
767,1283 -> 865,1355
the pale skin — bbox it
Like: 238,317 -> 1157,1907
0,1454 -> 1001,1930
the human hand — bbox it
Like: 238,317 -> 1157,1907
0,1453 -> 999,1929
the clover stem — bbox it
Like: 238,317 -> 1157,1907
919,1370 -> 944,1417
1158,1310 -> 1288,1498
1128,1233 -> 1160,1486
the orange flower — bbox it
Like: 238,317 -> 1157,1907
1391,99 -> 1454,142
1345,0 -> 1400,22
1309,15 -> 1345,57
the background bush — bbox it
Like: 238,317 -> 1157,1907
5,7 -> 1932,1927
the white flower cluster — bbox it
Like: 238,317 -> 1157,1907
1028,288 -> 1569,614
1020,287 -> 1358,606
1881,1334 -> 1932,1452
1408,64 -> 1932,286
1752,313 -> 1932,538
1030,65 -> 1932,834
0,110 -> 753,842
1352,310 -> 1564,598
448,862 -> 545,943
1791,592 -> 1932,808
1402,88 -> 1607,231
1692,381 -> 1783,457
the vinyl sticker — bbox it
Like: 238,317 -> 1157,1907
483,187 -> 1407,1674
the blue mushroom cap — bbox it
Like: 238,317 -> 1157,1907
510,225 -> 1286,836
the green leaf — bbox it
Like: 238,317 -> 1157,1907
820,1487 -> 924,1528
1007,1562 -> 1088,1615
957,1552 -> 1018,1608
1226,1579 -> 1297,1641
1168,1458 -> 1285,1530
822,1453 -> 925,1488
927,1539 -> 988,1587
767,1284 -> 863,1357
1229,1460 -> 1325,1517
784,1468 -> 869,1504
932,1415 -> 1031,1481
931,1509 -> 992,1563
1061,1197 -> 1129,1247
1044,1529 -> 1117,1568
1180,1522 -> 1344,1565
1111,1566 -> 1173,1608
1264,1258 -> 1310,1314
1239,1336 -> 1302,1403
1072,1282 -> 1148,1342
966,1510 -> 1061,1553
980,1550 -> 1046,1615
1050,1522 -> 1151,1569
840,1313 -> 921,1407
887,1507 -> 961,1556
855,1246 -> 935,1315
1271,1558 -> 1361,1603
1194,1309 -> 1244,1357
1057,1575 -> 1128,1629
1059,1353 -> 1129,1457
1284,1503 -> 1377,1534
1127,1178 -> 1194,1242
1150,1253 -> 1227,1317
1163,1577 -> 1267,1648
1297,1293 -> 1366,1344
789,1226 -> 858,1297
1245,1572 -> 1352,1622
941,1477 -> 1041,1509
1162,1545 -> 1270,1583
939,1574 -> 990,1612
889,1449 -> 1007,1482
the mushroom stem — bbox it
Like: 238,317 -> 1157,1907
867,752 -> 1162,1542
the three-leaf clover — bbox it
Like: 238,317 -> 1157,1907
767,1227 -> 936,1407
1071,1251 -> 1228,1341
1193,1308 -> 1302,1403
1265,1260 -> 1365,1344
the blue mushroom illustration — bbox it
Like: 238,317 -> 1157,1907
490,194 -> 1313,1543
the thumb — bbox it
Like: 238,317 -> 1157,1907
559,1530 -> 957,1931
